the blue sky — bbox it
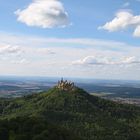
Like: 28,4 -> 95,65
0,0 -> 140,80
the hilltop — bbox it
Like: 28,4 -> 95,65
0,81 -> 140,140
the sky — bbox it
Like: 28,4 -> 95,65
0,0 -> 140,80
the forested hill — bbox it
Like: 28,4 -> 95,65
0,85 -> 140,140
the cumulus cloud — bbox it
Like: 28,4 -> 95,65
72,56 -> 140,66
0,44 -> 22,55
0,43 -> 56,65
99,10 -> 140,37
0,33 -> 140,79
15,0 -> 70,28
0,44 -> 29,64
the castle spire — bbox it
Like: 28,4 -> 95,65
61,77 -> 63,82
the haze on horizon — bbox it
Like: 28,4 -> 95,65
0,0 -> 140,80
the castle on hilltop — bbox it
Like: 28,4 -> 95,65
56,78 -> 75,91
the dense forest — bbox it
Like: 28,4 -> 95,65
0,86 -> 140,140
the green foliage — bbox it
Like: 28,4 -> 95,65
0,86 -> 140,140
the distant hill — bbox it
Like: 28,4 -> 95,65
0,84 -> 140,140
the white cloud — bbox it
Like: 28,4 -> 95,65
0,44 -> 28,64
133,25 -> 140,37
15,0 -> 70,28
0,44 -> 22,55
72,56 -> 140,66
11,59 -> 29,64
36,48 -> 55,54
0,43 -> 56,64
122,2 -> 130,8
99,10 -> 140,37
0,32 -> 140,79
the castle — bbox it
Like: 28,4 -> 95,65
56,78 -> 75,91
